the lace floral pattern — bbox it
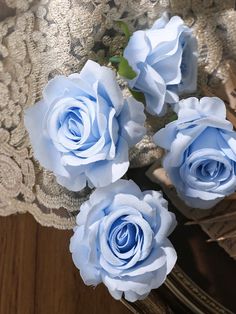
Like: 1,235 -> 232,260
0,0 -> 235,229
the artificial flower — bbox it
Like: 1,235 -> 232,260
154,97 -> 236,209
24,60 -> 146,191
124,13 -> 197,115
70,179 -> 177,302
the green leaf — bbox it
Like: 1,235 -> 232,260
116,20 -> 131,40
109,56 -> 121,64
129,89 -> 145,103
169,113 -> 178,122
118,56 -> 137,80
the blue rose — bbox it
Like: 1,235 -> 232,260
124,13 -> 198,116
70,179 -> 177,302
24,60 -> 146,191
154,97 -> 236,209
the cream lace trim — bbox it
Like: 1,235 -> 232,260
0,0 -> 235,229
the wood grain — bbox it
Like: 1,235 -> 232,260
0,213 -> 131,314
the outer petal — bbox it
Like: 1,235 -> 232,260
189,127 -> 220,154
151,12 -> 169,30
178,34 -> 198,93
88,179 -> 143,209
153,39 -> 183,85
80,60 -> 124,114
56,168 -> 87,192
43,75 -> 95,104
135,63 -> 166,115
183,186 -> 224,201
118,97 -> 146,147
124,291 -> 144,303
24,100 -> 68,177
123,30 -> 151,82
178,192 -> 224,209
107,107 -> 119,159
199,97 -> 227,119
167,125 -> 206,167
108,289 -> 123,300
176,97 -> 201,119
118,246 -> 166,277
61,143 -> 107,166
102,264 -> 167,301
86,137 -> 129,187
146,16 -> 185,53
143,191 -> 177,242
177,97 -> 227,120
70,226 -> 101,285
109,194 -> 153,217
161,239 -> 177,274
77,202 -> 106,228
153,121 -> 178,150
219,130 -> 236,161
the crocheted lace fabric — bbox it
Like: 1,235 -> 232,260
0,0 -> 235,229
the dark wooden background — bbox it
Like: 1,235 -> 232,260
0,213 -> 131,314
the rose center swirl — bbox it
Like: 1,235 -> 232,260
108,216 -> 143,257
196,160 -> 225,180
179,148 -> 234,191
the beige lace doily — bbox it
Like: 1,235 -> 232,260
0,0 -> 236,229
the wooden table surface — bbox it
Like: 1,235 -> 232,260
0,213 -> 131,314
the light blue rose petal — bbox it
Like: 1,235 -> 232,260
123,30 -> 151,81
178,35 -> 198,93
151,12 -> 169,29
153,40 -> 183,85
107,108 -> 119,159
102,266 -> 167,298
142,190 -> 167,228
124,13 -> 197,116
219,131 -> 236,161
102,272 -> 151,295
146,18 -> 186,61
177,96 -> 199,109
116,215 -> 153,263
118,97 -> 146,147
108,289 -> 123,300
168,124 -> 206,167
120,246 -> 166,277
70,226 -> 101,285
165,88 -> 179,104
25,61 -> 146,192
56,169 -> 87,192
88,179 -> 143,209
154,209 -> 177,244
61,138 -> 107,165
146,16 -> 184,52
189,127 -> 220,154
77,201 -> 106,228
80,60 -> 124,114
86,137 -> 129,187
199,97 -> 227,118
184,185 -> 224,200
70,180 -> 177,302
110,193 -> 154,229
124,291 -> 143,303
43,75 -> 95,104
153,121 -> 178,150
135,63 -> 166,115
24,100 -> 68,177
161,239 -> 178,274
179,193 -> 224,209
